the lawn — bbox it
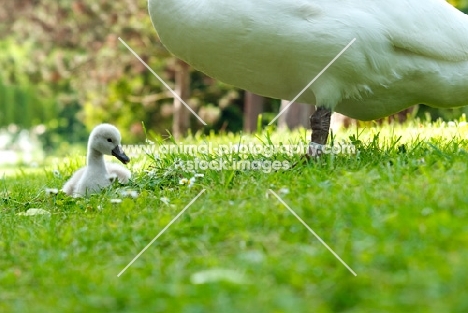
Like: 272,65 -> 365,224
1,119 -> 468,313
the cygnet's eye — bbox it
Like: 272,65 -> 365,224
107,138 -> 113,143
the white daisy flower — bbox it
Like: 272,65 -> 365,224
17,208 -> 51,216
146,169 -> 156,175
279,188 -> 290,195
120,190 -> 139,198
129,191 -> 139,198
174,158 -> 183,169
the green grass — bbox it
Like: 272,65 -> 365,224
2,120 -> 468,312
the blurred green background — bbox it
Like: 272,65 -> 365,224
1,0 -> 468,159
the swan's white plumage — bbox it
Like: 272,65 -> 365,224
148,0 -> 468,120
62,124 -> 131,197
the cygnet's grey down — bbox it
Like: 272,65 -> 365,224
62,124 -> 131,197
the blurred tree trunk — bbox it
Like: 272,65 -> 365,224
278,100 -> 314,129
173,59 -> 190,138
243,92 -> 264,132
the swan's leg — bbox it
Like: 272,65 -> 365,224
308,106 -> 332,157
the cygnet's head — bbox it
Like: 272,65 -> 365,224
88,124 -> 130,164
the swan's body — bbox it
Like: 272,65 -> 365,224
62,124 -> 131,197
148,0 -> 468,120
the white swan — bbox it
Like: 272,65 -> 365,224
62,124 -> 131,197
148,0 -> 468,150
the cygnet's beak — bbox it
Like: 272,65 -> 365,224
112,145 -> 130,164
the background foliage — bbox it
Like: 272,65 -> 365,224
0,0 -> 468,150
0,0 -> 247,148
